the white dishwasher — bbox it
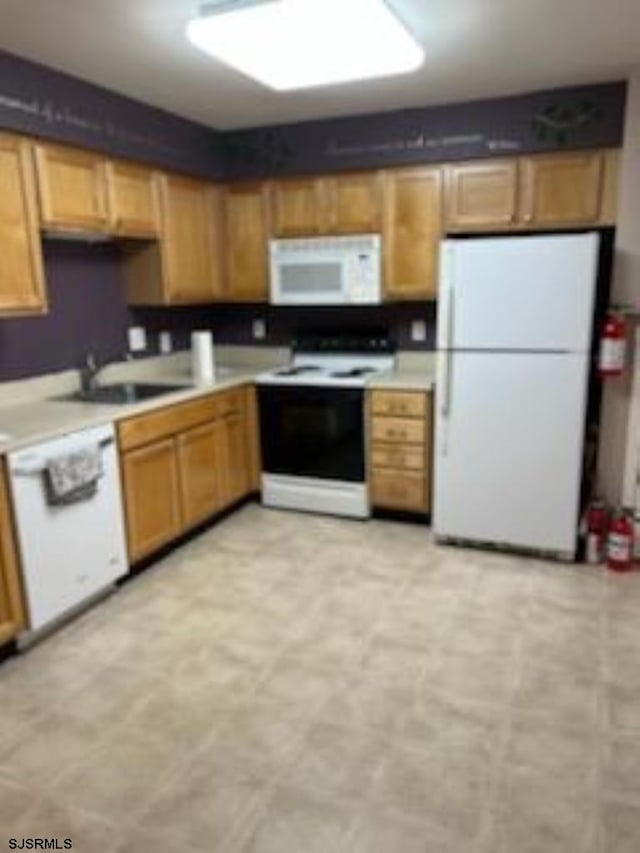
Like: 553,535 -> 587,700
8,423 -> 128,641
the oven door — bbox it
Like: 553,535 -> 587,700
258,386 -> 365,482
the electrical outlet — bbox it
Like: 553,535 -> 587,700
159,331 -> 172,354
128,326 -> 147,352
410,319 -> 427,343
252,318 -> 266,340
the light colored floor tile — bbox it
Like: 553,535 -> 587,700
601,734 -> 640,802
346,804 -> 482,853
13,798 -> 115,853
484,764 -> 597,853
233,784 -> 354,853
137,754 -> 273,850
0,505 -> 619,853
599,798 -> 640,853
513,661 -> 600,727
504,712 -> 599,790
281,720 -> 387,800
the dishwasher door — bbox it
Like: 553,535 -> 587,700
8,423 -> 128,633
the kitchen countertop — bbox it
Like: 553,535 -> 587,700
0,367 -> 260,454
0,354 -> 436,454
367,370 -> 435,392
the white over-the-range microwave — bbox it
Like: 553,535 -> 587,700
269,234 -> 382,305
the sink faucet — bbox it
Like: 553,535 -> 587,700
79,353 -> 102,394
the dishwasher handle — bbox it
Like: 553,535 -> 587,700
10,435 -> 115,476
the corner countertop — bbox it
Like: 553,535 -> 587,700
367,370 -> 435,392
0,352 -> 437,455
0,367 -> 260,455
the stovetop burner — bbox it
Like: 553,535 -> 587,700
330,367 -> 378,378
275,365 -> 321,377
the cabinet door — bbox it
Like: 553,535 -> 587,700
383,167 -> 443,300
271,177 -> 324,236
105,161 -> 159,236
33,142 -> 108,231
221,412 -> 250,507
0,466 -> 25,645
245,386 -> 262,493
224,182 -> 269,301
158,174 -> 221,303
519,152 -> 603,226
177,422 -> 222,529
323,171 -> 382,233
0,135 -> 46,315
121,439 -> 182,562
446,160 -> 518,229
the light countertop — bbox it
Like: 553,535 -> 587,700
0,367 -> 260,454
0,350 -> 436,454
367,370 -> 435,392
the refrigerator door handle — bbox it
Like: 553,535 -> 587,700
441,286 -> 455,417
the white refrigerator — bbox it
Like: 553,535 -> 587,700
433,232 -> 600,559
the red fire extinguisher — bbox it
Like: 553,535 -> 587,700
607,511 -> 634,572
586,499 -> 608,564
599,313 -> 627,377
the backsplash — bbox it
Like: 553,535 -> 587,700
131,303 -> 437,356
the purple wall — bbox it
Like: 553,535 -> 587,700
223,81 -> 627,178
0,242 -> 131,382
0,50 -> 225,178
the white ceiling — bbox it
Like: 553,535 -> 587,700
0,0 -> 638,131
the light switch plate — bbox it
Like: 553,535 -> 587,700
410,319 -> 427,343
128,326 -> 147,352
159,331 -> 172,354
252,318 -> 266,340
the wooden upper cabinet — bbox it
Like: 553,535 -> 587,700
121,438 -> 182,563
0,464 -> 25,646
383,167 -> 443,301
600,149 -> 620,225
324,171 -> 383,233
33,142 -> 109,231
224,182 -> 269,302
445,159 -> 518,229
0,135 -> 47,315
158,173 -> 222,303
271,177 -> 324,236
519,151 -> 603,226
105,161 -> 159,237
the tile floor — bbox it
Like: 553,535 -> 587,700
1,503 -> 640,852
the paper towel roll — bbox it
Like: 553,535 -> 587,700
191,330 -> 215,385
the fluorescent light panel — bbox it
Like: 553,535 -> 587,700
186,0 -> 424,91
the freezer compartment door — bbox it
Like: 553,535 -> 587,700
433,352 -> 589,555
438,234 -> 599,352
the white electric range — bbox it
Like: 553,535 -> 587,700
256,331 -> 395,518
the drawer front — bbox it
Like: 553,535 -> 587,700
371,416 -> 425,445
371,443 -> 425,471
371,469 -> 428,512
371,390 -> 427,418
118,396 -> 218,451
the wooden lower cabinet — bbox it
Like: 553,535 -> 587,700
219,409 -> 250,507
177,422 -> 222,530
369,390 -> 432,515
121,438 -> 182,562
119,385 -> 258,564
0,465 -> 25,645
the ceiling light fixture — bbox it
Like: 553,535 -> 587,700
186,0 -> 424,91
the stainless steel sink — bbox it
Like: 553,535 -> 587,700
56,382 -> 188,405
